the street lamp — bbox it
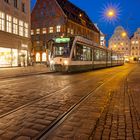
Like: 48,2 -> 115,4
121,31 -> 127,37
106,9 -> 116,19
101,3 -> 121,23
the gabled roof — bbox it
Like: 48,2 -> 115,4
56,0 -> 99,33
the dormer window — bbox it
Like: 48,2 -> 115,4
14,0 -> 18,8
4,0 -> 9,3
22,3 -> 25,13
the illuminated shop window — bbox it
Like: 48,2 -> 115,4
24,22 -> 28,37
36,28 -> 40,34
0,11 -> 5,31
36,53 -> 40,62
19,20 -> 24,36
42,28 -> 46,34
49,27 -> 53,33
56,25 -> 61,32
6,15 -> 12,33
13,17 -> 18,34
0,48 -> 18,67
42,52 -> 46,61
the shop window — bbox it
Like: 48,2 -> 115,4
13,17 -> 18,34
0,48 -> 18,67
0,11 -> 5,31
6,14 -> 12,33
42,53 -> 47,61
36,53 -> 40,62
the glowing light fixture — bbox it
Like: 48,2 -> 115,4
121,32 -> 127,37
100,3 -> 121,24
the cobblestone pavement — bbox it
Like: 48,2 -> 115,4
0,64 -> 139,140
0,64 -> 51,79
44,64 -> 140,140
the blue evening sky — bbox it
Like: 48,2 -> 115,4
31,0 -> 140,45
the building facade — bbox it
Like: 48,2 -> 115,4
109,26 -> 130,61
130,28 -> 140,62
0,0 -> 30,67
31,0 -> 100,63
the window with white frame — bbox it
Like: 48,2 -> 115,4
42,52 -> 47,61
71,29 -> 74,35
36,53 -> 40,62
0,11 -> 5,31
31,29 -> 34,35
13,17 -> 18,34
42,28 -> 46,34
19,20 -> 23,36
56,25 -> 61,32
36,28 -> 40,34
24,22 -> 28,37
6,15 -> 12,33
67,28 -> 70,33
49,27 -> 53,33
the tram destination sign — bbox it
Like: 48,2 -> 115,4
55,38 -> 70,43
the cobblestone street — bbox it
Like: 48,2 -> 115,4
0,64 -> 140,140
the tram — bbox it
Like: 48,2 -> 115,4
49,36 -> 124,72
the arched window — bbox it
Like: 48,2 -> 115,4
36,53 -> 40,62
42,52 -> 46,61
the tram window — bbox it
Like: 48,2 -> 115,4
107,52 -> 111,61
83,46 -> 92,61
94,49 -> 100,61
52,43 -> 71,57
72,43 -> 92,61
102,50 -> 106,61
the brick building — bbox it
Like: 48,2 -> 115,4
0,0 -> 31,67
31,0 -> 100,63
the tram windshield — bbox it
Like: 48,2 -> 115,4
51,38 -> 72,58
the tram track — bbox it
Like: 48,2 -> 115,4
36,68 -> 126,140
0,65 -> 133,140
0,66 -> 130,119
0,70 -> 111,119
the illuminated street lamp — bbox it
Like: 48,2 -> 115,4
121,32 -> 127,37
101,3 -> 121,23
106,9 -> 116,19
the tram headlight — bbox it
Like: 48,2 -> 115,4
64,60 -> 68,65
50,60 -> 54,64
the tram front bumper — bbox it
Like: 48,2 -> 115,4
52,64 -> 69,72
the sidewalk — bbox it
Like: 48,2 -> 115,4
0,64 -> 51,79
